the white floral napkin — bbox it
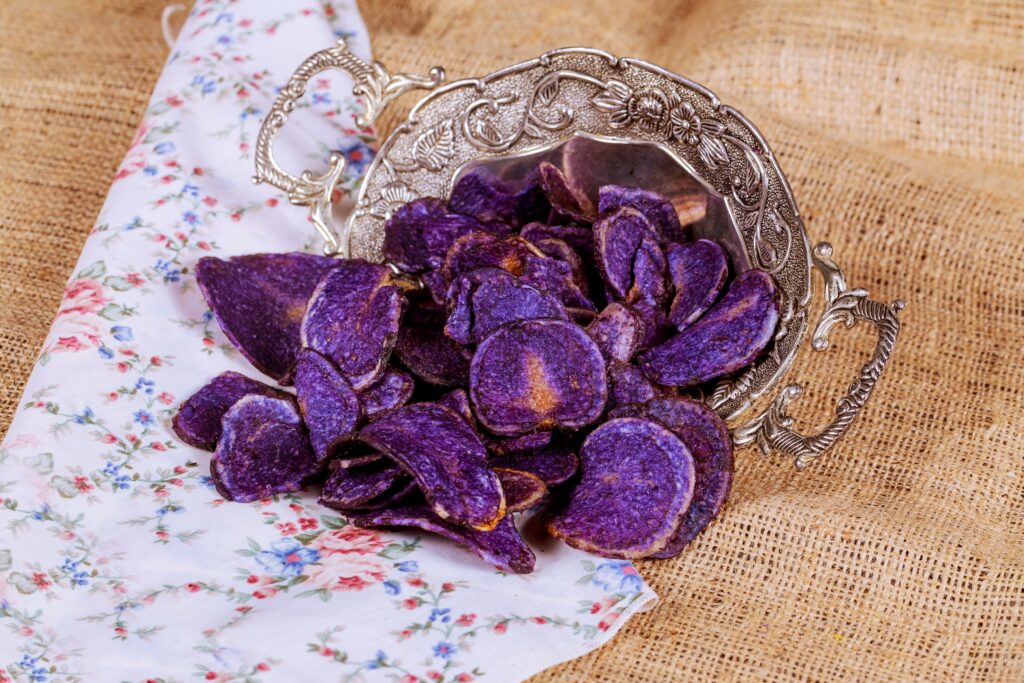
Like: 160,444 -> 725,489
0,2 -> 656,681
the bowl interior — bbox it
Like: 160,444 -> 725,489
453,133 -> 751,273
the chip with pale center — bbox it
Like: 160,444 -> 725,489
356,403 -> 505,530
586,303 -> 643,362
609,397 -> 733,557
211,395 -> 318,503
545,417 -> 695,558
470,318 -> 607,436
196,253 -> 344,384
301,260 -> 406,390
639,269 -> 780,387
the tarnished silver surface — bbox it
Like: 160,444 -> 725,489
253,39 -> 905,466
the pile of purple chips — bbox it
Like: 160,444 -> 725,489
173,161 -> 781,572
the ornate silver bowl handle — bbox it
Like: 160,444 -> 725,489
733,242 -> 905,469
252,39 -> 445,255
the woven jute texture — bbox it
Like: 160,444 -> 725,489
2,1 -> 1022,681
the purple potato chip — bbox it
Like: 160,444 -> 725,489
195,253 -> 344,384
394,301 -> 472,386
491,442 -> 579,486
607,360 -> 662,408
597,185 -> 685,243
301,260 -> 407,390
639,269 -> 780,387
470,318 -> 607,436
443,232 -> 543,281
448,168 -> 550,227
531,237 -> 588,289
538,161 -> 594,222
294,349 -> 361,464
421,270 -> 450,307
319,463 -> 409,511
594,207 -> 658,300
211,395 -> 318,503
329,442 -> 387,469
608,397 -> 733,557
383,198 -> 489,274
545,417 -> 695,558
447,269 -> 567,345
586,303 -> 643,362
437,388 -> 476,429
359,367 -> 415,421
521,255 -> 596,311
626,236 -> 669,308
349,504 -> 535,573
172,371 -> 292,451
520,222 -> 595,261
666,240 -> 729,330
493,467 -> 548,512
629,301 -> 672,351
487,430 -> 553,456
356,403 -> 505,530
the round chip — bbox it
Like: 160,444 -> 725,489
195,253 -> 344,384
666,240 -> 729,330
359,367 -> 415,421
493,468 -> 548,512
531,237 -> 588,289
294,349 -> 361,464
349,504 -> 535,574
639,269 -> 780,387
597,184 -> 686,243
356,403 -> 505,531
609,397 -> 734,557
594,206 -> 658,300
172,371 -> 291,451
546,417 -> 694,558
470,319 -> 607,436
211,395 -> 318,503
301,260 -> 407,390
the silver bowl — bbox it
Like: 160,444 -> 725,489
253,41 -> 905,469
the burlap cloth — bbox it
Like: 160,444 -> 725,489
1,1 -> 1021,680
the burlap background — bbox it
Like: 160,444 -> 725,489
1,1 -> 1021,681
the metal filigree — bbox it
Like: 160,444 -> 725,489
252,38 -> 445,255
731,242 -> 906,468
